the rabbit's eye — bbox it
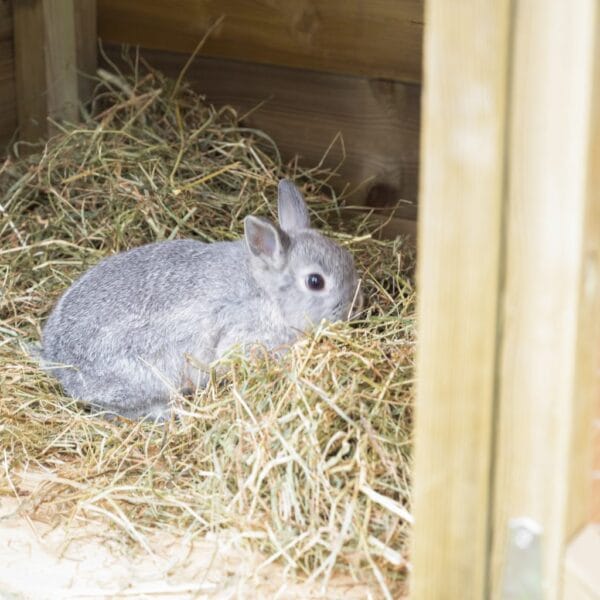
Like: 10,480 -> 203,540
306,273 -> 325,291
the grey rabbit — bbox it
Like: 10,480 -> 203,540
40,180 -> 362,420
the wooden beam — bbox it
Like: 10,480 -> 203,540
12,0 -> 97,142
491,1 -> 600,597
0,0 -> 17,148
97,0 -> 424,83
13,0 -> 48,141
42,0 -> 78,124
74,0 -> 98,104
411,0 -> 512,597
587,0 -> 600,530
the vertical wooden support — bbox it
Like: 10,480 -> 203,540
74,0 -> 98,104
413,0 -> 600,598
43,0 -> 78,123
490,1 -> 600,598
12,0 -> 97,141
411,0 -> 512,597
12,0 -> 47,141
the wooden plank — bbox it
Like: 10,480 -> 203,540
0,0 -> 12,38
97,0 -> 423,83
410,0 -> 511,597
375,216 -> 417,242
74,0 -> 97,104
42,0 -> 78,124
12,0 -> 96,143
590,3 -> 600,529
104,46 -> 420,207
12,0 -> 47,141
0,1 -> 17,149
491,1 -> 600,598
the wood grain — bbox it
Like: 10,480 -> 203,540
74,0 -> 97,104
589,4 -> 600,529
0,0 -> 16,149
104,46 -> 420,210
98,0 -> 423,84
42,0 -> 78,124
410,0 -> 511,597
12,0 -> 97,143
491,1 -> 600,598
12,0 -> 47,141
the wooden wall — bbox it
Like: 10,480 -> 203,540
0,0 -> 423,225
98,0 -> 423,82
0,0 -> 16,150
98,0 -> 423,220
104,47 -> 420,220
413,1 -> 600,598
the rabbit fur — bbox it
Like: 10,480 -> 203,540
40,180 -> 362,420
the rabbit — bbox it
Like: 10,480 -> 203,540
40,180 -> 363,420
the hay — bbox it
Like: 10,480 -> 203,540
0,57 -> 415,597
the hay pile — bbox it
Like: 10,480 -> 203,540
0,59 -> 415,597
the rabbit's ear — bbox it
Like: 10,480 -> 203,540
244,216 -> 288,268
277,180 -> 310,232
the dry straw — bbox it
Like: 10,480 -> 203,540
0,56 -> 415,597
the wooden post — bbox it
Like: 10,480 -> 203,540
12,0 -> 97,142
411,0 -> 512,597
413,0 -> 600,598
490,2 -> 600,598
74,0 -> 98,105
